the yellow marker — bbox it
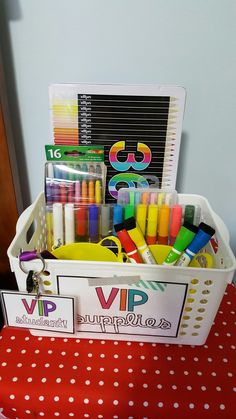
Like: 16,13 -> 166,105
125,217 -> 156,264
158,205 -> 170,245
88,180 -> 95,203
81,179 -> 87,203
95,180 -> 102,204
46,210 -> 53,250
136,204 -> 147,235
146,205 -> 158,245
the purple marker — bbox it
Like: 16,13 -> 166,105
89,205 -> 99,242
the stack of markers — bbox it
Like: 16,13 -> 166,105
45,162 -> 104,205
117,188 -> 201,246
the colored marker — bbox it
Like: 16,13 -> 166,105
134,191 -> 141,206
81,179 -> 88,203
158,205 -> 170,245
157,192 -> 165,207
141,191 -> 149,205
89,204 -> 99,242
176,222 -> 216,267
75,180 -> 81,202
124,204 -> 135,220
146,204 -> 158,245
95,180 -> 102,204
65,203 -> 75,244
112,204 -> 123,235
52,203 -> 64,248
46,208 -> 53,250
169,204 -> 183,245
114,222 -> 142,263
76,206 -> 87,240
136,204 -> 147,235
124,217 -> 156,264
184,205 -> 195,224
101,205 -> 111,238
149,192 -> 157,204
163,222 -> 198,266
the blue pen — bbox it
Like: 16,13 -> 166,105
176,222 -> 215,267
112,204 -> 123,235
89,205 -> 99,242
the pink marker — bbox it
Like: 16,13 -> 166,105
149,192 -> 157,204
169,204 -> 183,245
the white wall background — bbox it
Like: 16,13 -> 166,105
1,0 -> 236,254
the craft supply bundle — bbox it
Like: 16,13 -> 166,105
6,84 -> 236,345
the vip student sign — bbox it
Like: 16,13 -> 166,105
1,292 -> 75,334
57,276 -> 188,339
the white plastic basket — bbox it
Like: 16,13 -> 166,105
7,192 -> 236,345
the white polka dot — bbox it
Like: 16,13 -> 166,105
50,338 -> 55,341
157,402 -> 163,407
10,394 -> 15,400
2,362 -> 7,367
211,372 -> 217,376
54,413 -> 60,417
113,368 -> 119,373
21,349 -> 27,354
113,381 -> 119,387
187,386 -> 192,391
152,343 -> 157,347
72,366 -> 78,370
174,403 -> 179,408
157,384 -> 162,389
89,340 -> 93,344
184,371 -> 189,375
69,414 -> 74,417
172,385 -> 177,390
31,363 -> 37,368
155,369 -> 160,374
39,413 -> 44,416
167,356 -> 172,361
25,395 -> 30,400
204,404 -> 210,409
143,401 -> 148,407
70,379 -> 76,384
84,399 -> 89,404
128,368 -> 133,373
74,352 -> 79,357
38,337 -> 43,341
35,349 -> 40,354
223,358 -> 228,363
85,380 -> 90,385
193,357 -> 199,362
98,399 -> 103,405
100,340 -> 105,344
27,377 -> 33,382
139,342 -> 144,346
228,372 -> 233,377
180,357 -> 185,361
97,416 -> 103,419
48,350 -> 53,354
128,383 -> 134,388
56,378 -> 62,383
114,341 -> 118,345
127,355 -> 132,359
44,363 -> 50,368
142,369 -> 147,374
6,348 -> 12,353
197,371 -> 203,376
233,387 -> 236,392
41,378 -> 47,383
99,381 -> 104,386
169,370 -> 175,375
88,353 -> 93,358
61,352 -> 66,356
216,386 -> 222,391
113,400 -> 119,405
84,415 -> 89,418
128,401 -> 134,406
10,336 -> 16,340
76,339 -> 80,343
63,339 -> 68,342
39,396 -> 44,401
143,383 -> 148,388
69,397 -> 74,403
25,337 -> 30,341
59,364 -> 64,368
100,354 -> 105,358
87,366 -> 92,371
54,396 -> 60,401
12,377 -> 18,382
127,342 -> 132,345
207,358 -> 213,362
201,386 -> 206,391
99,367 -> 104,372
153,356 -> 158,360
189,403 -> 195,409
219,404 -> 225,410
17,363 -> 22,368
114,354 -> 119,359
25,410 -> 31,414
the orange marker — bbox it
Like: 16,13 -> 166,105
88,180 -> 95,203
81,179 -> 88,203
158,205 -> 170,245
141,192 -> 149,205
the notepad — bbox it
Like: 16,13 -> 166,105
49,84 -> 186,202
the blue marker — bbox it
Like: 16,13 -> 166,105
176,222 -> 215,267
89,205 -> 99,242
112,204 -> 123,235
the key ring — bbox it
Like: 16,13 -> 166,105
19,250 -> 46,275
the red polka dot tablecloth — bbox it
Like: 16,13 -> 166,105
0,284 -> 235,419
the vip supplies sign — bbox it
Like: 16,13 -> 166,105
57,276 -> 188,339
1,291 -> 75,334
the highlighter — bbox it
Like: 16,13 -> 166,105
136,204 -> 147,235
163,222 -> 198,266
88,179 -> 95,203
114,222 -> 142,264
95,180 -> 102,204
169,204 -> 183,245
124,204 -> 135,220
176,222 -> 216,267
158,205 -> 170,245
124,217 -> 156,264
146,205 -> 158,245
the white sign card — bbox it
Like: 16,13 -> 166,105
0,291 -> 75,334
57,276 -> 188,339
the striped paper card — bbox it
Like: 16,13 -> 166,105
49,84 -> 186,202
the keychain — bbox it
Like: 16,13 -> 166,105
19,250 -> 46,299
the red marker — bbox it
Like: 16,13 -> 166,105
169,204 -> 183,245
114,222 -> 142,263
76,206 -> 88,239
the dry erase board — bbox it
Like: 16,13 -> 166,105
49,84 -> 186,202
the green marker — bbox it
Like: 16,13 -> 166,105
124,204 -> 135,220
163,222 -> 198,266
184,205 -> 195,224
